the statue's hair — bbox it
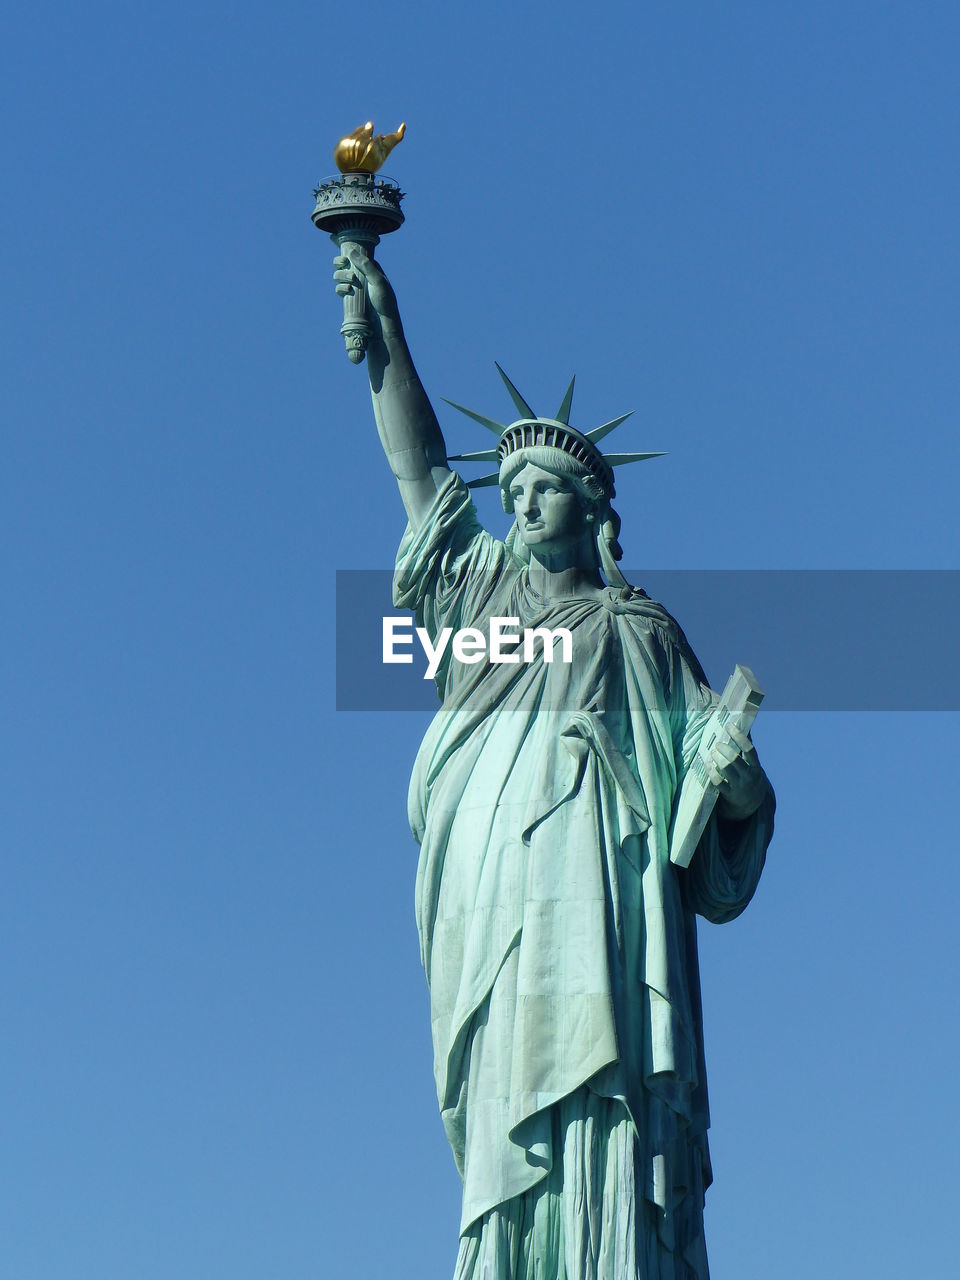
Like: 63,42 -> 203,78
498,446 -> 608,513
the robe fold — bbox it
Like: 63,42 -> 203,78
394,472 -> 775,1274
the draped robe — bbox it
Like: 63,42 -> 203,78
394,473 -> 775,1277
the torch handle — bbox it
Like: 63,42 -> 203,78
333,230 -> 380,365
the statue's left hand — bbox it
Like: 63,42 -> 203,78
705,722 -> 768,820
333,247 -> 400,326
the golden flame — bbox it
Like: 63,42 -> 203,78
334,121 -> 406,175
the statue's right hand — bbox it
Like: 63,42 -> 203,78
332,247 -> 400,325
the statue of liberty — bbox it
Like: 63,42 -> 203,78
332,246 -> 775,1280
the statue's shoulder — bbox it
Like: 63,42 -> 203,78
615,587 -> 708,687
607,585 -> 679,636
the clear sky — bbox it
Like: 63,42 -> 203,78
3,3 -> 958,1277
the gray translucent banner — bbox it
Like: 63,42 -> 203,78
335,570 -> 960,711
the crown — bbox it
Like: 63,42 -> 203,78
443,364 -> 665,493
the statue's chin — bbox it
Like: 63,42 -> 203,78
523,529 -> 585,552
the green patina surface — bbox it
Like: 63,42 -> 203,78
328,237 -> 775,1280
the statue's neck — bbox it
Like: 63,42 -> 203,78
526,546 -> 604,601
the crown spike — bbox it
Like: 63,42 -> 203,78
466,472 -> 502,489
447,448 -> 499,463
441,398 -> 507,435
603,451 -> 667,466
494,363 -> 536,419
555,375 -> 576,425
585,412 -> 633,444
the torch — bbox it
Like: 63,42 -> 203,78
311,121 -> 406,364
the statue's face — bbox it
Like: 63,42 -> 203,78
508,463 -> 591,556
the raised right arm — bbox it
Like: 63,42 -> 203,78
333,247 -> 451,529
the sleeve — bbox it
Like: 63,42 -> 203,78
393,470 -> 511,647
681,783 -> 775,923
666,631 -> 776,925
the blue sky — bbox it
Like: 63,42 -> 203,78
3,3 -> 958,1277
